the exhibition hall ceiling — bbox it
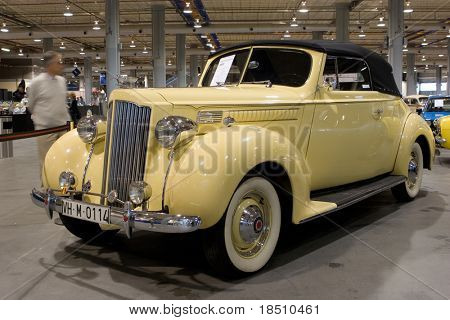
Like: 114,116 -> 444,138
0,0 -> 448,72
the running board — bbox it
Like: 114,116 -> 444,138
300,175 -> 406,224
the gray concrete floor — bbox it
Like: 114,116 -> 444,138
0,138 -> 449,300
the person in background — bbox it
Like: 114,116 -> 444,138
12,80 -> 26,102
78,96 -> 85,106
28,51 -> 70,225
69,93 -> 81,124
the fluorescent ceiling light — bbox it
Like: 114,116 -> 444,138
64,5 -> 73,17
404,2 -> 413,13
34,39 -> 42,42
290,17 -> 298,27
1,47 -> 10,52
1,23 -> 8,33
93,21 -> 101,30
299,1 -> 308,13
194,19 -> 202,28
183,2 -> 193,14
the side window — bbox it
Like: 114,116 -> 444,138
323,57 -> 338,89
241,48 -> 312,87
336,57 -> 372,91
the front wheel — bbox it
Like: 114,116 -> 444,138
391,142 -> 424,202
203,177 -> 281,277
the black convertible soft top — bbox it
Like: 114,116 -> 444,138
211,40 -> 401,97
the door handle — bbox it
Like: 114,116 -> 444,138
372,108 -> 383,120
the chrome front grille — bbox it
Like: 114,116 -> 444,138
105,101 -> 151,204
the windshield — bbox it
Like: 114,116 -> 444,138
202,47 -> 312,88
426,98 -> 450,112
202,49 -> 250,87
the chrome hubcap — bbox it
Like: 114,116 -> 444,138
239,205 -> 263,244
407,152 -> 419,188
231,192 -> 271,258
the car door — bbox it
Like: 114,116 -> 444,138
307,56 -> 402,190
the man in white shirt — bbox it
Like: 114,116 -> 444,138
28,51 -> 70,182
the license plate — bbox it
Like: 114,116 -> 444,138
61,199 -> 110,224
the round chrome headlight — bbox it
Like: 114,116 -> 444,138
77,115 -> 97,143
77,115 -> 105,144
59,171 -> 76,189
128,181 -> 152,205
155,116 -> 197,148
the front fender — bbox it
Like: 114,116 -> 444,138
393,113 -> 435,176
166,125 -> 313,228
42,129 -> 105,204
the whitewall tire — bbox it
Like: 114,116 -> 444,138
392,142 -> 424,202
203,177 -> 281,276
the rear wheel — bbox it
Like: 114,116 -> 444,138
391,142 -> 424,202
59,214 -> 117,242
203,177 -> 281,277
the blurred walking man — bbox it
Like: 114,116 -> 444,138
28,51 -> 70,225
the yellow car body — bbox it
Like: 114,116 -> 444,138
436,115 -> 450,149
33,41 -> 435,275
42,45 -> 434,226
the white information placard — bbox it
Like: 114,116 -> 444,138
210,54 -> 235,86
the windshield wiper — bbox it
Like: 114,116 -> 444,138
243,80 -> 273,88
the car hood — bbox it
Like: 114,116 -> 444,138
153,85 -> 309,107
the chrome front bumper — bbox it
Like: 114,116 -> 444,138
31,188 -> 202,238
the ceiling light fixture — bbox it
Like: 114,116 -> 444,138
404,1 -> 413,13
290,17 -> 298,27
210,49 -> 216,54
63,5 -> 73,17
438,54 -> 444,57
80,48 -> 85,55
34,39 -> 42,42
421,38 -> 428,46
194,19 -> 202,28
358,28 -> 366,38
96,54 -> 100,60
447,30 -> 450,38
59,42 -> 66,49
299,1 -> 309,13
18,49 -> 24,56
93,20 -> 101,30
1,47 -> 10,52
183,2 -> 193,14
1,22 -> 9,33
142,47 -> 148,54
283,30 -> 291,38
168,60 -> 172,66
130,40 -> 136,48
377,16 -> 385,27
200,34 -> 208,39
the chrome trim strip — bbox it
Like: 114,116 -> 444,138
81,143 -> 95,187
101,104 -> 113,204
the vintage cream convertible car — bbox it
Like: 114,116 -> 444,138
32,41 -> 434,276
